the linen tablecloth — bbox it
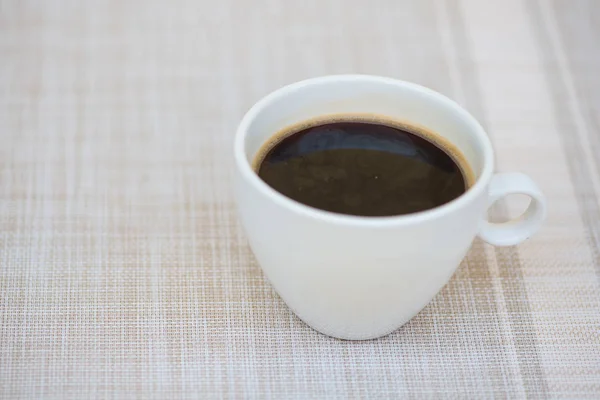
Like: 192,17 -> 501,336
1,0 -> 599,398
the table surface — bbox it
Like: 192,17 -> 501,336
1,0 -> 599,398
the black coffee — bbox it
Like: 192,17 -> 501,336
254,115 -> 473,217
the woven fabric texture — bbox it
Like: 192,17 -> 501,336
1,0 -> 599,398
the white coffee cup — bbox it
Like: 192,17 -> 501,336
234,75 -> 546,340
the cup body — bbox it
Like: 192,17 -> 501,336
234,75 -> 495,340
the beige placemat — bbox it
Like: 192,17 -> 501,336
1,0 -> 599,398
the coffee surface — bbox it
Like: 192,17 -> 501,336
255,116 -> 473,217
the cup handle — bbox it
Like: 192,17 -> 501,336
478,172 -> 547,247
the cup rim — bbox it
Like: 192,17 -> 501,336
234,74 -> 494,227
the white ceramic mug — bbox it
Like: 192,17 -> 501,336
234,75 -> 546,340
